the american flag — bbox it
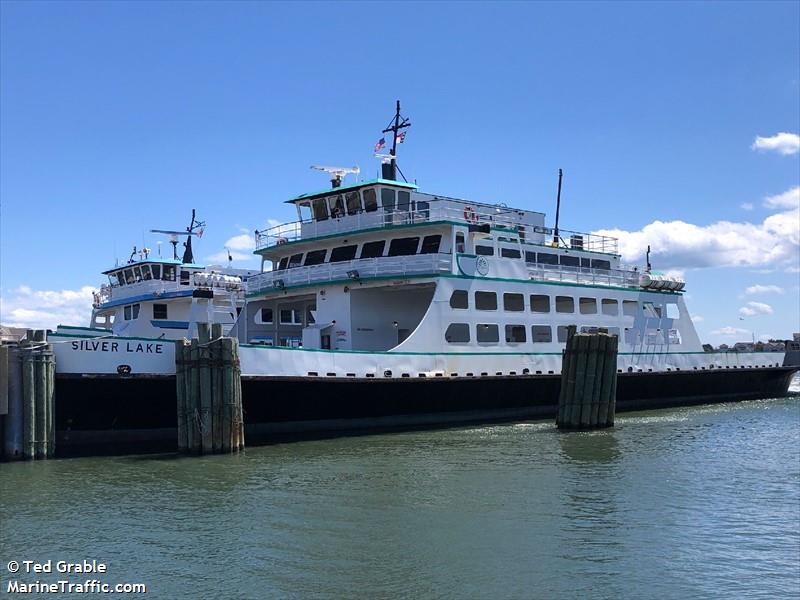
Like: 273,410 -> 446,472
374,137 -> 386,152
396,132 -> 406,144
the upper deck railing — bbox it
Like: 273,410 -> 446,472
526,263 -> 641,289
255,199 -> 618,255
94,273 -> 245,308
247,253 -> 452,296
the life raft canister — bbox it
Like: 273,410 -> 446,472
463,206 -> 478,223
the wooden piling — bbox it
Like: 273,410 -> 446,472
189,339 -> 201,454
22,345 -> 35,459
175,342 -> 188,452
3,344 -> 23,460
197,324 -> 213,453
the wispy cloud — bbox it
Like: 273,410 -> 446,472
0,285 -> 95,329
744,284 -> 784,295
763,186 -> 799,210
711,326 -> 749,336
740,202 -> 754,211
738,301 -> 774,317
751,132 -> 800,155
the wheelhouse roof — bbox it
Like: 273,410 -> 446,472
103,260 -> 205,275
285,178 -> 418,204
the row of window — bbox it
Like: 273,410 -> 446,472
275,235 -> 442,270
474,246 -> 612,270
110,265 -> 178,287
122,303 -> 168,321
257,307 -> 314,325
302,187 -> 425,222
444,323 -> 623,344
449,291 -> 680,319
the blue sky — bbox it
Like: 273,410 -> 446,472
1,1 -> 798,343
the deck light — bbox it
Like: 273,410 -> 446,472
346,269 -> 360,280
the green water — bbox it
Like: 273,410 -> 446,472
2,396 -> 799,599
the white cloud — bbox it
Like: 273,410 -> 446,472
594,188 -> 799,271
711,326 -> 749,336
763,186 -> 800,210
740,202 -> 754,211
744,284 -> 784,295
738,301 -> 774,317
751,132 -> 800,155
0,285 -> 95,330
205,230 -> 258,265
691,314 -> 704,323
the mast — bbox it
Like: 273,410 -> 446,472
381,100 -> 411,181
553,168 -> 563,247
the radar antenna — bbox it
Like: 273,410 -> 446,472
150,209 -> 206,263
310,165 -> 360,189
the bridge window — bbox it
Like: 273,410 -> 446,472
560,255 -> 579,267
360,240 -> 385,259
330,245 -> 358,262
133,266 -> 143,282
288,253 -> 304,268
153,304 -> 168,320
532,325 -> 552,343
397,190 -> 411,211
345,191 -> 361,215
538,252 -> 559,265
501,247 -> 521,259
450,290 -> 468,309
388,237 -> 420,256
531,294 -> 550,313
591,259 -> 611,270
381,188 -> 396,210
623,300 -> 638,317
476,245 -> 494,256
110,272 -> 123,286
602,299 -> 618,316
445,323 -> 470,343
581,258 -> 591,268
123,304 -> 140,321
304,249 -> 327,266
420,235 -> 441,254
259,308 -> 273,324
362,188 -> 378,212
579,297 -> 597,314
477,324 -> 499,343
503,293 -> 524,311
475,291 -> 497,310
180,270 -> 191,285
277,257 -> 289,271
311,197 -> 329,221
124,269 -> 135,284
329,195 -> 345,218
505,325 -> 526,343
555,296 -> 574,313
162,265 -> 175,281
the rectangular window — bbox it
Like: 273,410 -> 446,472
475,291 -> 498,310
304,249 -> 327,266
280,309 -> 293,324
345,191 -> 361,215
124,269 -> 135,284
503,293 -> 524,311
450,290 -> 468,309
288,253 -> 304,268
162,265 -> 175,281
455,233 -> 465,253
397,190 -> 411,211
557,325 -> 571,343
312,197 -> 329,221
180,271 -> 191,285
560,255 -> 579,267
380,188 -> 396,210
151,265 -> 161,280
591,259 -> 611,270
531,325 -> 552,343
445,323 -> 470,343
142,265 -> 152,280
328,194 -> 345,218
132,304 -> 140,319
260,308 -> 273,323
666,303 -> 680,319
387,237 -> 420,256
475,245 -> 494,256
477,323 -> 500,343
525,251 -> 537,263
531,294 -> 550,313
420,235 -> 441,254
417,200 -> 430,219
581,258 -> 591,268
362,188 -> 378,212
133,266 -> 143,282
277,257 -> 289,271
501,247 -> 521,259
556,296 -> 574,313
602,299 -> 618,316
623,300 -> 638,317
153,304 -> 168,320
123,305 -> 131,320
360,240 -> 385,259
579,297 -> 597,314
330,245 -> 358,262
538,252 -> 559,265
505,325 -> 527,343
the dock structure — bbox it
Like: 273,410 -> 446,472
1,330 -> 55,460
556,327 -> 618,430
175,324 -> 244,455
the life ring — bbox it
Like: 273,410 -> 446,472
463,206 -> 478,223
276,237 -> 288,245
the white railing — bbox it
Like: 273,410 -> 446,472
247,253 -> 453,295
255,200 -> 618,255
526,264 -> 641,288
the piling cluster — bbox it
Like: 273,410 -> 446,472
175,323 -> 244,454
556,326 -> 618,430
2,330 -> 56,460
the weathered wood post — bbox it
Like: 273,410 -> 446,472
197,323 -> 213,453
175,341 -> 189,452
3,343 -> 23,460
189,338 -> 201,453
211,324 -> 223,452
22,340 -> 35,459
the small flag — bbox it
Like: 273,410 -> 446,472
396,132 -> 406,144
196,227 -> 204,238
374,137 -> 386,152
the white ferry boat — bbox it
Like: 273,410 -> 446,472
50,104 -> 797,443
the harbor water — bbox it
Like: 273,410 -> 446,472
2,380 -> 799,598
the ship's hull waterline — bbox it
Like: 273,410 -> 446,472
53,365 -> 797,454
